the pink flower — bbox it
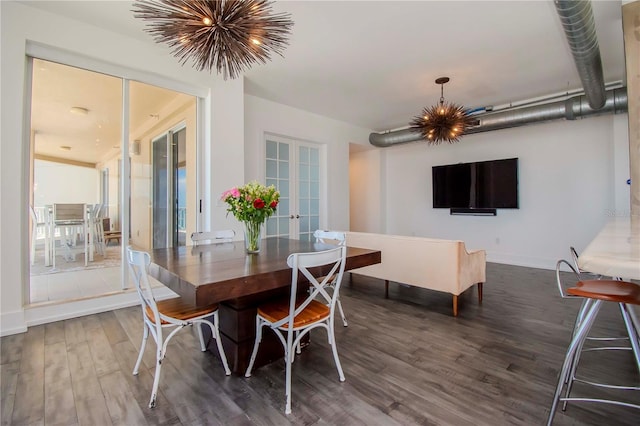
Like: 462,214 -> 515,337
221,187 -> 240,200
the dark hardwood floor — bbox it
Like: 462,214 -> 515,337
2,262 -> 639,425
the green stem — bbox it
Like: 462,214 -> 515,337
244,221 -> 262,253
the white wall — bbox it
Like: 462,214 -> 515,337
349,148 -> 383,233
0,1 -> 244,335
243,95 -> 372,233
359,114 -> 629,270
33,160 -> 99,206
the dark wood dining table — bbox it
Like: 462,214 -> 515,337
148,237 -> 381,374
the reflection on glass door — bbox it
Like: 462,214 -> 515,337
152,134 -> 170,248
28,58 -> 123,304
175,127 -> 187,246
151,126 -> 187,249
265,134 -> 323,241
129,79 -> 195,254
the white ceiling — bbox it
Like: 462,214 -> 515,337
22,0 -> 627,138
31,58 -> 191,163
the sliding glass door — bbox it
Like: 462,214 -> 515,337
27,56 -> 198,305
151,126 -> 189,249
129,81 -> 196,254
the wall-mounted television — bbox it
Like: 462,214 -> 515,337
432,158 -> 519,212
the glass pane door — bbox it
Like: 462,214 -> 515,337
297,144 -> 321,241
28,58 -> 123,304
265,138 -> 291,237
129,81 -> 196,253
265,135 -> 323,241
152,134 -> 170,248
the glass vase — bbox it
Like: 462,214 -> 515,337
243,221 -> 263,254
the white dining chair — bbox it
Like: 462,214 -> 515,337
190,229 -> 235,246
51,203 -> 89,268
91,204 -> 106,256
244,245 -> 347,414
126,246 -> 231,408
313,230 -> 348,326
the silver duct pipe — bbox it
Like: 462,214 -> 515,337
369,87 -> 627,147
466,87 -> 627,135
555,0 -> 606,109
369,0 -> 611,148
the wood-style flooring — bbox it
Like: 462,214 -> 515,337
2,262 -> 640,425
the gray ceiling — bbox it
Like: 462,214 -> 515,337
21,1 -> 627,133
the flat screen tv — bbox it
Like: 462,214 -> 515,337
432,158 -> 519,210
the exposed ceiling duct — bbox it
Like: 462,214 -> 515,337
370,88 -> 627,147
554,0 -> 606,110
369,0 -> 615,148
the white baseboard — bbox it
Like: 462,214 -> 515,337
24,286 -> 177,328
0,310 -> 28,337
486,251 -> 556,271
0,286 -> 178,336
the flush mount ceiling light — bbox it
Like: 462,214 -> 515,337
409,77 -> 476,145
69,106 -> 89,115
132,0 -> 294,80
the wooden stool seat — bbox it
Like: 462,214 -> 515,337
145,298 -> 219,324
567,279 -> 640,305
258,299 -> 330,328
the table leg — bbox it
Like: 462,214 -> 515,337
217,302 -> 284,374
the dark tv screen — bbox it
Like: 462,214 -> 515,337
432,158 -> 519,209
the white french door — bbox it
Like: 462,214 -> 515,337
264,134 -> 324,241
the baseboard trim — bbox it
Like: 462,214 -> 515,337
24,286 -> 177,328
0,310 -> 28,337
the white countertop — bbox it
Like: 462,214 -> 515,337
578,216 -> 640,280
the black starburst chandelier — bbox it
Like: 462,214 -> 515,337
410,77 -> 476,144
132,0 -> 294,80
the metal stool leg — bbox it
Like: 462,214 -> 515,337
621,303 -> 640,373
548,300 -> 602,425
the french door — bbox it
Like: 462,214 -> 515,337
264,134 -> 324,241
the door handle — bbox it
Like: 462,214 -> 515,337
289,215 -> 300,219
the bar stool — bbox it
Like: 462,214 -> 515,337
556,259 -> 640,372
547,278 -> 640,425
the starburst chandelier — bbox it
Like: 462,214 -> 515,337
410,77 -> 476,144
132,0 -> 294,80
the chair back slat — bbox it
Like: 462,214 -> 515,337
92,203 -> 105,220
314,230 -> 346,246
53,203 -> 85,223
274,246 -> 346,329
29,205 -> 37,222
126,246 -> 162,328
